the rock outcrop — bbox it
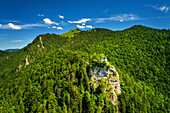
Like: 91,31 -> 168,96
39,36 -> 44,48
37,36 -> 44,50
89,63 -> 121,105
25,57 -> 29,66
18,65 -> 22,71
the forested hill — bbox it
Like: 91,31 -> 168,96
0,25 -> 170,113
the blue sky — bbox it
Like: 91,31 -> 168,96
0,0 -> 170,50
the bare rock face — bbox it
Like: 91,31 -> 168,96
39,36 -> 43,44
37,36 -> 44,50
25,57 -> 29,66
37,44 -> 40,48
18,65 -> 22,71
39,36 -> 44,48
89,64 -> 121,105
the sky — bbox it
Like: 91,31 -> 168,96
0,0 -> 170,50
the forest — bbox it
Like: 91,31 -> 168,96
0,25 -> 169,113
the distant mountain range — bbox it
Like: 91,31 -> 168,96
2,49 -> 20,52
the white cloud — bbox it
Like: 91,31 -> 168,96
9,40 -> 24,42
95,14 -> 139,23
149,5 -> 169,13
57,27 -> 63,30
120,19 -> 124,22
86,25 -> 93,29
0,23 -> 47,30
21,24 -> 47,29
82,23 -> 85,25
59,15 -> 64,19
43,18 -> 58,25
159,6 -> 169,12
0,24 -> 1,27
76,25 -> 85,29
38,14 -> 44,16
0,24 -> 10,29
68,18 -> 91,24
51,26 -> 63,30
52,26 -> 57,28
8,23 -> 21,30
76,24 -> 93,29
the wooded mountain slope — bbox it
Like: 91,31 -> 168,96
0,25 -> 169,113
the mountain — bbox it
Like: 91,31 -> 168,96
3,49 -> 20,52
60,29 -> 81,38
0,25 -> 169,113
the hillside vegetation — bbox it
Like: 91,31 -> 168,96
60,29 -> 81,38
0,25 -> 169,113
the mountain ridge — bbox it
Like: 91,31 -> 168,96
0,25 -> 169,113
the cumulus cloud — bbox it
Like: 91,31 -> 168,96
9,40 -> 24,42
76,24 -> 93,29
52,26 -> 63,30
149,5 -> 169,13
82,23 -> 85,25
57,27 -> 63,30
8,23 -> 21,30
68,18 -> 91,24
95,14 -> 139,23
59,15 -> 64,19
38,14 -> 44,16
0,24 -> 1,27
76,25 -> 85,29
86,25 -> 93,29
52,26 -> 57,28
43,18 -> 58,25
120,19 -> 124,22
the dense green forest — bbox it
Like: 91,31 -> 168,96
0,25 -> 169,113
